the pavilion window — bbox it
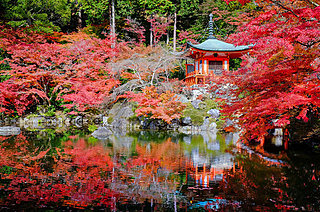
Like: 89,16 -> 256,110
209,61 -> 223,74
199,60 -> 203,74
195,61 -> 198,72
187,65 -> 194,74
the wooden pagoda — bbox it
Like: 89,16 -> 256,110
185,14 -> 250,86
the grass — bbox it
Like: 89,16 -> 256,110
182,99 -> 222,126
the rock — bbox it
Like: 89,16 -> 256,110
191,99 -> 202,109
30,116 -> 45,129
112,128 -> 127,137
179,126 -> 192,134
191,88 -> 207,101
111,118 -> 128,129
82,118 -> 89,126
192,126 -> 201,133
50,118 -> 57,126
149,119 -> 161,130
92,126 -> 112,140
18,118 -> 24,127
174,94 -> 189,103
207,109 -> 220,118
183,135 -> 192,144
225,118 -> 234,127
4,118 -> 10,125
200,118 -> 210,131
109,103 -> 134,130
10,119 -> 17,125
140,118 -> 168,130
181,117 -> 192,125
0,126 -> 21,136
64,117 -> 71,126
209,122 -> 217,131
57,117 -> 63,128
93,117 -> 101,124
73,116 -> 83,128
102,116 -> 109,126
168,119 -> 179,130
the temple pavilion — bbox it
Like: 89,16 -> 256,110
185,14 -> 250,86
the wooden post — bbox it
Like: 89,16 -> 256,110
233,161 -> 235,173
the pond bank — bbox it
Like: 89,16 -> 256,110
0,88 -> 230,135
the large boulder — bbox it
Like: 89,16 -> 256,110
200,118 -> 209,131
91,126 -> 112,140
0,126 -> 21,136
207,109 -> 220,119
191,99 -> 202,109
181,117 -> 192,126
200,118 -> 217,132
141,118 -> 166,130
108,103 -> 134,130
191,87 -> 208,101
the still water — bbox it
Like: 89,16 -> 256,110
0,129 -> 320,211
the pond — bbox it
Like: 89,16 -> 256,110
1,129 -> 320,211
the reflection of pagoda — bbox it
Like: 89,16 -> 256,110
184,14 -> 250,86
187,153 -> 235,187
183,132 -> 240,187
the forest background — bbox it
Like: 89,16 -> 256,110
0,0 -> 319,144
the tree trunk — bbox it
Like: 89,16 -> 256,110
150,19 -> 153,47
173,10 -> 177,52
111,0 -> 115,35
77,8 -> 82,29
166,16 -> 170,45
109,0 -> 115,48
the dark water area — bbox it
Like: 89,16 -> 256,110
1,129 -> 320,211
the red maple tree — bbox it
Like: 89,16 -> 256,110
0,28 -> 120,114
123,86 -> 186,124
215,0 -> 320,142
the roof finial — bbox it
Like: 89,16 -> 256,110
208,14 -> 216,39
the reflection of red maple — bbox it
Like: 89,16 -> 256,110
219,150 -> 289,211
0,135 -> 187,209
0,135 -> 116,209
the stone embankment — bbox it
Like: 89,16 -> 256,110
0,87 -> 235,137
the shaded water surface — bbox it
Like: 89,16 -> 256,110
0,130 -> 320,211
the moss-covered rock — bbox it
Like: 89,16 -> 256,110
182,99 -> 221,126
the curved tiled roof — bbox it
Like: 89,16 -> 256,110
188,38 -> 250,52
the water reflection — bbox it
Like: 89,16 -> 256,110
0,130 -> 320,211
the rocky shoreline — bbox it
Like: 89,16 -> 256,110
0,88 -> 234,137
